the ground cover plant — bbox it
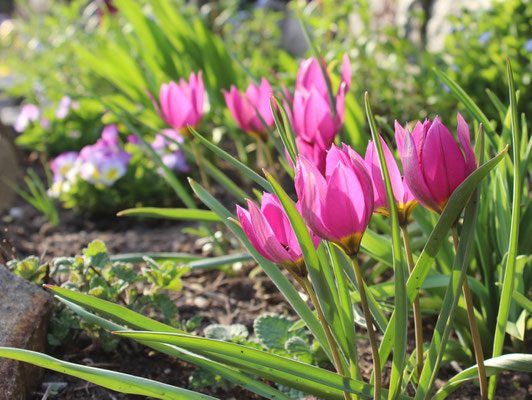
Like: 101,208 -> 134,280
0,1 -> 531,399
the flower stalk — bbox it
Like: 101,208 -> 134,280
451,225 -> 488,400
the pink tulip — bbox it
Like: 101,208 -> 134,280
295,144 -> 373,256
149,71 -> 204,137
237,193 -> 320,277
291,54 -> 351,149
364,136 -> 417,225
397,113 -> 476,214
223,78 -> 274,141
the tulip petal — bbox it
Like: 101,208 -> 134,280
261,193 -> 301,255
403,131 -> 441,213
322,163 -> 363,239
237,204 -> 269,261
295,156 -> 330,240
422,117 -> 466,203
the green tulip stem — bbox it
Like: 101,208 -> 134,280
351,256 -> 381,400
451,225 -> 488,400
400,225 -> 424,378
191,138 -> 212,194
300,276 -> 351,400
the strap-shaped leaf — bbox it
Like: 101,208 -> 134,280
45,285 -> 183,334
0,347 -> 216,400
118,207 -> 221,222
114,332 -> 412,400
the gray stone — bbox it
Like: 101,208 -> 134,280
0,266 -> 52,400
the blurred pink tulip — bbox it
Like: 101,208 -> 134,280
223,78 -> 274,141
397,113 -> 476,214
237,193 -> 320,277
295,144 -> 373,256
149,71 -> 204,138
364,136 -> 417,225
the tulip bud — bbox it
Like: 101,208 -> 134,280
223,78 -> 274,141
149,71 -> 204,138
237,193 -> 320,278
399,113 -> 477,214
295,144 -> 373,257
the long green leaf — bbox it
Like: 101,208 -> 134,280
57,298 -> 290,400
489,59 -> 522,398
110,252 -> 200,263
378,145 -> 508,371
118,207 -> 221,222
433,354 -> 532,400
0,347 -> 215,400
45,286 -> 184,333
114,332 -> 412,400
365,93 -> 407,399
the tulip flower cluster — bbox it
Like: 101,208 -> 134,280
238,112 -> 476,266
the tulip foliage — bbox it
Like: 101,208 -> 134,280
2,18 -> 532,400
